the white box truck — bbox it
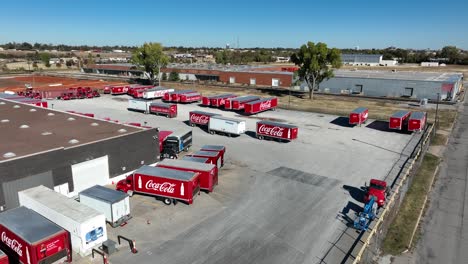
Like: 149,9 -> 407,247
127,99 -> 152,113
208,116 -> 246,136
18,185 -> 108,256
143,87 -> 175,99
79,185 -> 131,228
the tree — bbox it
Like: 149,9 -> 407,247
440,46 -> 460,64
132,42 -> 169,84
290,42 -> 342,99
162,72 -> 167,81
169,71 -> 180,81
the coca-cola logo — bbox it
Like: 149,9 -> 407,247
2,232 -> 23,257
145,180 -> 175,193
191,114 -> 209,124
258,125 -> 284,137
259,100 -> 272,110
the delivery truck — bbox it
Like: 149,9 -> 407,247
186,150 -> 222,169
79,185 -> 131,228
116,165 -> 201,205
389,110 -> 411,130
0,206 -> 72,264
244,97 -> 278,114
200,145 -> 226,166
143,87 -> 175,99
160,128 -> 193,159
208,116 -> 246,137
349,107 -> 369,125
156,159 -> 218,192
256,120 -> 298,142
127,99 -> 152,113
150,102 -> 177,118
189,111 -> 219,127
18,186 -> 107,256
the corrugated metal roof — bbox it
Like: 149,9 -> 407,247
391,110 -> 411,119
409,111 -> 426,120
134,165 -> 197,181
157,159 -> 215,171
79,185 -> 128,204
333,70 -> 462,82
200,145 -> 225,151
191,151 -> 218,157
351,107 -> 368,113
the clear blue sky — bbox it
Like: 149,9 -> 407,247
1,0 -> 467,49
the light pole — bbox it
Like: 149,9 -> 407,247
435,93 -> 440,133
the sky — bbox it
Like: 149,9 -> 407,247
1,0 -> 467,49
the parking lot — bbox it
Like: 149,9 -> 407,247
49,95 -> 415,264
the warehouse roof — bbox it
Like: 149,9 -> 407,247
0,97 -> 144,161
333,70 -> 463,82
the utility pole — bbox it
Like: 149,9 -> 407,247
435,93 -> 440,134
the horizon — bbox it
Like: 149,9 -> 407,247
1,0 -> 467,50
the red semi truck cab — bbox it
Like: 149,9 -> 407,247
364,179 -> 388,207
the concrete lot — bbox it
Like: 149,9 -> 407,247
49,95 -> 414,264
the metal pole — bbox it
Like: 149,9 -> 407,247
435,93 -> 440,133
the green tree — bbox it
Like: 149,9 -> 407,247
169,71 -> 180,81
39,53 -> 51,67
290,41 -> 342,99
440,46 -> 460,64
132,42 -> 169,84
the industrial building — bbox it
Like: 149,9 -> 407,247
0,98 -> 159,210
83,63 -> 145,78
317,70 -> 463,102
341,54 -> 397,66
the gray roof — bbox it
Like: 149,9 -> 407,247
0,206 -> 64,244
257,120 -> 298,129
206,94 -> 235,99
190,111 -> 219,116
333,70 -> 462,82
166,63 -> 293,75
245,97 -> 276,105
79,185 -> 128,204
200,145 -> 225,151
157,159 -> 215,171
134,165 -> 197,181
231,96 -> 260,103
182,156 -> 210,163
351,107 -> 368,113
167,128 -> 192,138
211,116 -> 245,123
391,110 -> 411,118
150,102 -> 173,108
192,151 -> 219,157
409,111 -> 426,120
20,185 -> 103,223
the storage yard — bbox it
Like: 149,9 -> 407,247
39,91 -> 418,263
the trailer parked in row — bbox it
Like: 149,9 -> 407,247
0,249 -> 7,264
408,112 -> 427,132
156,159 -> 218,192
208,116 -> 246,137
179,92 -> 202,103
143,87 -> 175,99
128,99 -> 152,113
181,156 -> 210,164
150,102 -> 177,118
186,150 -> 222,169
111,86 -> 128,95
0,206 -> 72,264
225,96 -> 260,110
210,94 -> 237,108
19,186 -> 107,256
349,107 -> 369,125
163,90 -> 194,102
79,185 -> 131,228
244,97 -> 278,114
200,145 -> 226,167
189,111 -> 219,127
256,120 -> 298,142
389,110 -> 411,130
116,165 -> 200,205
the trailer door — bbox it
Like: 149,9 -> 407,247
71,156 -> 109,195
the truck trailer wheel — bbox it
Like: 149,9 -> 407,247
209,130 -> 215,135
163,198 -> 172,205
257,135 -> 264,140
190,123 -> 195,127
127,190 -> 134,197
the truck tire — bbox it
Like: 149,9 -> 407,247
127,190 -> 134,197
190,123 -> 195,127
209,130 -> 215,135
163,198 -> 172,205
257,135 -> 264,140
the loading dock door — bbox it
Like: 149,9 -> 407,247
71,156 -> 109,194
2,171 -> 54,210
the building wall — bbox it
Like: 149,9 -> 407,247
218,72 -> 293,87
0,129 -> 159,208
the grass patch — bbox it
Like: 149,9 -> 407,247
431,133 -> 448,146
382,153 -> 440,255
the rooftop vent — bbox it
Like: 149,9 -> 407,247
3,152 -> 16,159
1,119 -> 9,123
29,109 -> 37,112
47,113 -> 55,116
118,129 -> 127,133
13,105 -> 20,109
41,132 -> 52,136
68,139 -> 79,144
91,122 -> 99,126
0,102 -> 5,105
67,117 -> 75,121
19,124 -> 29,129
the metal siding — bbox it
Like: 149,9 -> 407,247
2,171 -> 53,209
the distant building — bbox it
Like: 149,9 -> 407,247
275,56 -> 290,63
421,62 -> 439,67
341,54 -> 383,66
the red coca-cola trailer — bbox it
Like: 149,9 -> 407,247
150,102 -> 177,118
244,97 -> 278,114
189,111 -> 219,127
0,207 -> 72,264
143,87 -> 175,99
116,165 -> 200,205
200,145 -> 226,167
408,112 -> 427,132
230,96 -> 261,111
110,86 -> 128,95
179,92 -> 202,103
162,90 -> 192,102
210,94 -> 237,108
256,120 -> 298,141
0,249 -> 7,264
349,107 -> 369,125
186,150 -> 222,169
171,90 -> 196,102
129,85 -> 153,98
389,110 -> 411,130
156,159 -> 218,192
201,96 -> 211,106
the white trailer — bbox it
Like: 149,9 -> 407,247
143,87 -> 175,99
127,99 -> 152,113
18,185 -> 107,256
79,185 -> 131,228
208,116 -> 246,136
